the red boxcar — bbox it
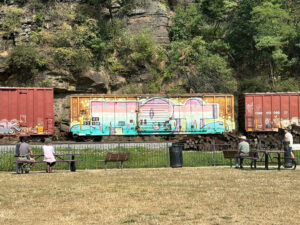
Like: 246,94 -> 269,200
0,87 -> 54,136
239,93 -> 300,132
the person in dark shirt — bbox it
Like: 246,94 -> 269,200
15,136 -> 23,173
15,136 -> 23,157
17,137 -> 35,173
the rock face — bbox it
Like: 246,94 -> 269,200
126,1 -> 170,44
0,0 -> 173,138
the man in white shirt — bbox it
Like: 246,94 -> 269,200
283,128 -> 295,167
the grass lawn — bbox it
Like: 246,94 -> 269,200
0,167 -> 300,225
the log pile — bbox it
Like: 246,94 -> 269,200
291,124 -> 300,143
176,134 -> 236,151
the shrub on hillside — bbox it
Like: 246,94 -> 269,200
0,7 -> 22,38
53,47 -> 92,72
7,44 -> 46,80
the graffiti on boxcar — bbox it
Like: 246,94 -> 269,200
265,118 -> 272,128
0,121 -> 21,134
70,97 -> 234,136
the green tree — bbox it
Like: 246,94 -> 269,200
251,1 -> 296,89
169,4 -> 203,41
167,1 -> 237,93
167,37 -> 236,93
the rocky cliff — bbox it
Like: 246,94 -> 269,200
0,0 -> 180,137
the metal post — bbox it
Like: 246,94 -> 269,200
259,139 -> 262,150
118,142 -> 121,169
68,144 -> 71,171
213,137 -> 216,166
166,142 -> 169,167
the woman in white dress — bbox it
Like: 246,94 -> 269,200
43,138 -> 56,173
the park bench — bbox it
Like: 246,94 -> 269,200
222,150 -> 236,167
222,150 -> 258,169
240,151 -> 259,169
97,152 -> 130,170
14,154 -> 82,173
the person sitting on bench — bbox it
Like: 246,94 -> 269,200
43,138 -> 56,173
17,137 -> 35,173
234,136 -> 249,169
15,136 -> 23,172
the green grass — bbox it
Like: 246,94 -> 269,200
1,146 -> 299,171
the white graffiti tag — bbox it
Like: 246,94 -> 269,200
0,121 -> 22,134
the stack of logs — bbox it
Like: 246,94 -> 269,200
292,124 -> 300,143
175,125 -> 300,151
177,134 -> 238,151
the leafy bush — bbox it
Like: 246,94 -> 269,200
106,30 -> 166,76
7,44 -> 46,79
169,4 -> 203,41
50,22 -> 96,71
35,11 -> 45,28
53,47 -> 92,72
0,7 -> 22,38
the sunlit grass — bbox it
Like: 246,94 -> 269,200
1,167 -> 299,224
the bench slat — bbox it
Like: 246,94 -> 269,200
14,160 -> 82,164
223,151 -> 237,158
104,152 -> 130,162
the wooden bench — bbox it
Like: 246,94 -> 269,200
97,152 -> 130,170
223,150 -> 258,169
222,150 -> 237,167
240,151 -> 259,169
14,159 -> 82,173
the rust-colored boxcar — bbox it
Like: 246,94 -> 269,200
239,93 -> 300,132
0,87 -> 54,136
70,94 -> 234,136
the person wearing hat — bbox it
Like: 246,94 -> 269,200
234,135 -> 250,169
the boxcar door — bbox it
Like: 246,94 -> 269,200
18,91 -> 27,126
91,101 -> 103,135
138,98 -> 172,135
125,101 -> 138,135
102,101 -> 115,135
115,102 -> 127,135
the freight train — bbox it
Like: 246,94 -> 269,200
0,87 -> 299,148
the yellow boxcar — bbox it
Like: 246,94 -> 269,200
70,94 -> 234,136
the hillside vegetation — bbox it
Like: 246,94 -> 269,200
0,0 -> 299,94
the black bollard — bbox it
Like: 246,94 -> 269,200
70,155 -> 76,172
